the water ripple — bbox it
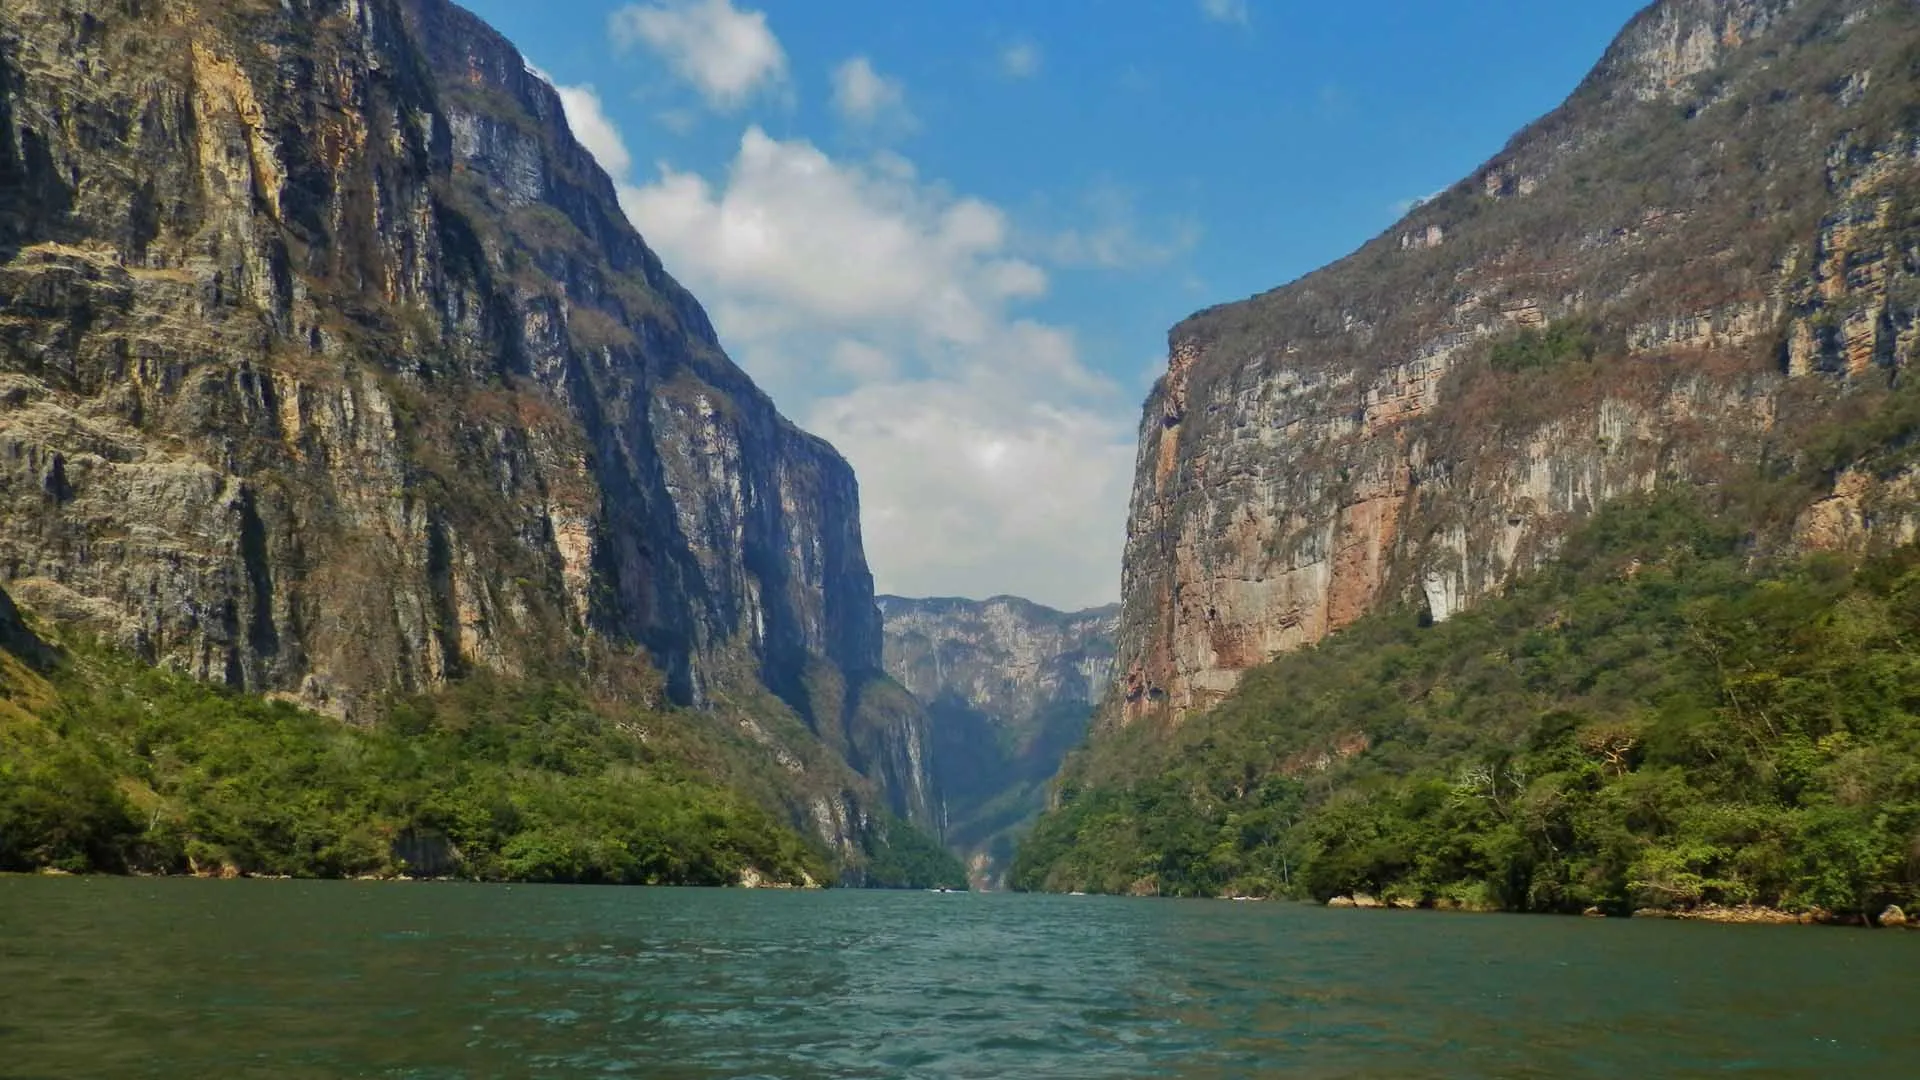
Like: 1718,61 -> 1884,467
1,880 -> 1917,1078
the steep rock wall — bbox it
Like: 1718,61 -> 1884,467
1121,0 -> 1920,721
0,0 -> 932,835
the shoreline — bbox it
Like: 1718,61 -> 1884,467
18,871 -> 1913,925
8,866 -> 828,890
1310,892 -> 1917,929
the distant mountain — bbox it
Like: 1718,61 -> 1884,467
878,595 -> 1118,888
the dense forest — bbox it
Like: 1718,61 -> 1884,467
1013,494 -> 1920,919
0,622 -> 967,890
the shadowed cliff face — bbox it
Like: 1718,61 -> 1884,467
1119,0 -> 1920,723
879,595 -> 1118,887
0,0 -> 934,842
0,584 -> 50,668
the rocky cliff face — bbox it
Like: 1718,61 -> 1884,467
1120,0 -> 1920,722
0,0 -> 933,843
879,595 -> 1117,886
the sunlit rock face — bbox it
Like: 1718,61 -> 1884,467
880,595 -> 1118,887
1118,0 -> 1920,723
0,0 -> 936,835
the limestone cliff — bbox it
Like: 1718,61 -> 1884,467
879,595 -> 1117,887
1121,0 -> 1920,721
0,0 -> 933,845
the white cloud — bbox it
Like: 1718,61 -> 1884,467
609,0 -> 787,109
831,56 -> 914,131
625,129 -> 1049,348
618,128 -> 1128,608
830,339 -> 896,381
999,40 -> 1043,80
552,84 -> 632,179
808,378 -> 1133,609
1200,0 -> 1251,24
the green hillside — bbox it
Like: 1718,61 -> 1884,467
1014,494 -> 1920,919
0,602 -> 963,890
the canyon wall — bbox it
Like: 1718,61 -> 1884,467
0,0 -> 933,843
1119,0 -> 1920,722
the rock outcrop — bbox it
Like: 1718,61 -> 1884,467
0,0 -> 934,844
879,595 -> 1118,887
1119,0 -> 1920,722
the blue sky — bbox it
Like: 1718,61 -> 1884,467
459,0 -> 1649,610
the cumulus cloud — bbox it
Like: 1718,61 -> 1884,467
999,40 -> 1043,80
615,128 -> 1128,608
609,0 -> 787,109
625,129 -> 1050,351
831,56 -> 914,131
807,378 -> 1134,608
1200,0 -> 1251,24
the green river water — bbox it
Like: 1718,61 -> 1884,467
1,878 -> 1915,1078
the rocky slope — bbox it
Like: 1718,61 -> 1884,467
879,595 -> 1117,887
0,0 -> 935,859
1119,0 -> 1920,723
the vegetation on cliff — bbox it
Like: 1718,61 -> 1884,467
0,609 -> 964,889
1014,494 -> 1920,917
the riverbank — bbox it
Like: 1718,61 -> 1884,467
1313,892 -> 1918,928
17,864 -> 827,889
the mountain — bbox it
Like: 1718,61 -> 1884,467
1018,0 -> 1920,914
878,595 -> 1118,888
1117,0 -> 1920,724
0,0 -> 944,876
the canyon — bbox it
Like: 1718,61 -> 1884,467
879,595 -> 1118,887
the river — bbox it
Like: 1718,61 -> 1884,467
1,878 -> 1914,1077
